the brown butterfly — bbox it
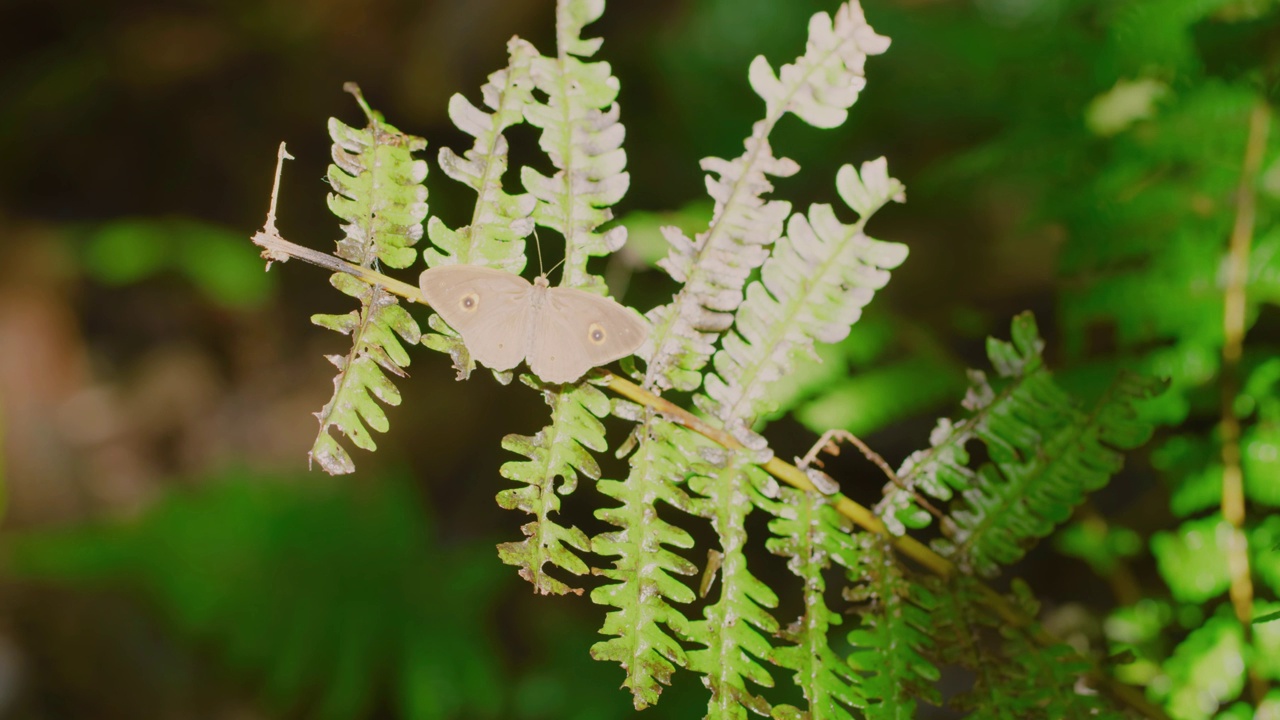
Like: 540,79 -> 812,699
419,265 -> 648,384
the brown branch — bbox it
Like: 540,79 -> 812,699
1220,100 -> 1271,704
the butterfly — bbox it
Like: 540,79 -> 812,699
419,265 -> 648,384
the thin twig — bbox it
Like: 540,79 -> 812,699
263,142 -> 293,237
801,429 -> 947,525
1220,100 -> 1271,704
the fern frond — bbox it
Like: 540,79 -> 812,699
642,1 -> 890,393
700,159 -> 907,439
311,277 -> 421,474
845,535 -> 942,717
327,93 -> 428,270
490,0 -> 635,600
422,39 -> 539,378
521,0 -> 628,293
991,628 -> 1127,720
311,93 -> 428,474
686,454 -> 781,719
927,575 -> 1009,713
942,369 -> 1163,577
426,37 -> 538,273
767,487 -> 866,720
881,313 -> 1164,576
747,1 -> 890,129
496,379 -> 611,595
590,415 -> 705,708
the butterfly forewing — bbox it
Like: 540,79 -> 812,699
419,265 -> 534,372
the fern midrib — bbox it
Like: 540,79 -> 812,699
464,62 -> 527,266
953,377 -> 1104,563
703,461 -> 761,710
551,3 -> 596,290
792,493 -> 834,706
356,126 -> 394,269
718,218 -> 871,424
315,285 -> 382,438
643,31 -> 852,391
527,389 -> 585,588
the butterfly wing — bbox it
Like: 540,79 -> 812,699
528,286 -> 650,384
419,265 -> 533,372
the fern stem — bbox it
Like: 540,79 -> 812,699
252,230 -> 422,302
1220,99 -> 1271,704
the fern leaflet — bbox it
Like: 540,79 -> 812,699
845,535 -> 942,718
496,379 -> 610,595
311,91 -> 428,474
642,1 -> 890,393
423,39 -> 538,379
590,414 -> 704,708
521,0 -> 629,294
686,454 -> 781,719
699,159 -> 907,441
767,487 -> 866,720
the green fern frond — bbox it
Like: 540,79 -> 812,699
934,576 -> 1126,719
882,313 -> 1163,576
642,2 -> 890,393
686,455 -> 781,719
700,159 -> 907,438
942,368 -> 1163,577
590,415 -> 705,708
422,39 -> 538,378
496,379 -> 611,595
309,91 -> 429,474
327,90 -> 428,270
426,37 -> 538,273
521,0 -> 628,293
990,627 -> 1127,720
767,487 -> 866,720
311,276 -> 422,475
875,314 -> 1050,535
845,535 -> 942,718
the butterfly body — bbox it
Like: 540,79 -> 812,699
419,265 -> 648,384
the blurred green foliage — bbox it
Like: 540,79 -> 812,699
7,473 -> 505,719
82,217 -> 275,309
4,471 -> 708,718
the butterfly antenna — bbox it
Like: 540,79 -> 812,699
547,255 -> 566,283
533,227 -> 545,277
